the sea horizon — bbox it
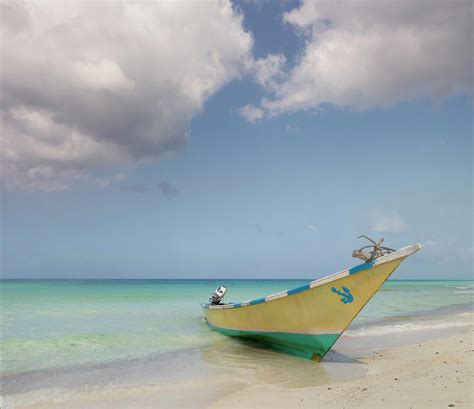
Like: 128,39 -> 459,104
2,278 -> 473,408
2,279 -> 472,377
2,278 -> 473,281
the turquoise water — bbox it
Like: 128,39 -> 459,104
1,279 -> 473,376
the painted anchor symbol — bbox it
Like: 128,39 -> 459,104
331,286 -> 353,304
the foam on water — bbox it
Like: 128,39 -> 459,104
346,317 -> 472,337
1,279 -> 473,377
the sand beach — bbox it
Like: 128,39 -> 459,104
213,330 -> 474,409
3,325 -> 472,409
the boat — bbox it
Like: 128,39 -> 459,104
202,237 -> 421,361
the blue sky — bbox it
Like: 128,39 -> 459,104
1,0 -> 472,279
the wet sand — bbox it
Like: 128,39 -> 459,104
3,329 -> 473,409
213,330 -> 474,409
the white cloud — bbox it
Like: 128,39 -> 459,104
0,0 -> 253,191
95,178 -> 111,188
371,209 -> 408,234
243,0 -> 472,119
307,224 -> 317,232
238,104 -> 265,123
252,54 -> 286,91
419,239 -> 473,265
114,173 -> 127,182
423,240 -> 437,248
72,59 -> 135,92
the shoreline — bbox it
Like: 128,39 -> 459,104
3,325 -> 473,409
3,301 -> 472,379
212,330 -> 474,409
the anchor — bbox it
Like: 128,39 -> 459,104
352,235 -> 395,262
331,286 -> 353,304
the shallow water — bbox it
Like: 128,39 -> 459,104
1,279 -> 473,378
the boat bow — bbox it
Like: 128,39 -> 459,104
202,243 -> 421,360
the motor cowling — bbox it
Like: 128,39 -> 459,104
210,285 -> 227,305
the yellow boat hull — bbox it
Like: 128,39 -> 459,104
202,244 -> 420,360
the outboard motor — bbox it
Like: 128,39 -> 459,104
210,285 -> 227,305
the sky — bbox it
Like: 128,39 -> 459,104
1,0 -> 472,279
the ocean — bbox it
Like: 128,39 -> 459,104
1,279 -> 473,378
